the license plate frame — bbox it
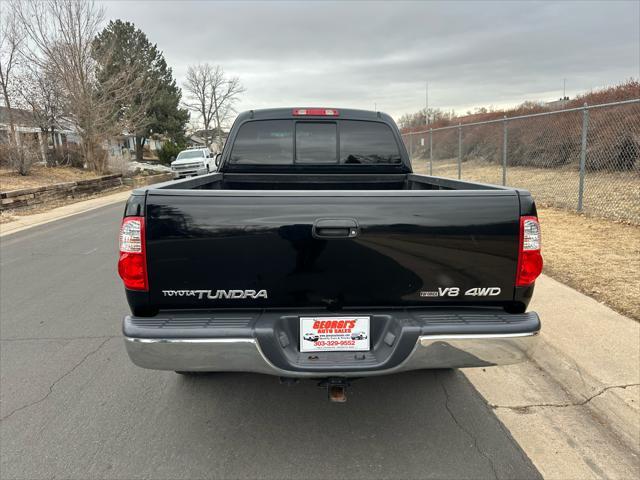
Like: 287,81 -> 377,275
299,316 -> 370,353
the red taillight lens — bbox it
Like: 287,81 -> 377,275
118,216 -> 148,291
292,108 -> 339,116
516,216 -> 543,287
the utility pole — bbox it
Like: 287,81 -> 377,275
425,81 -> 429,126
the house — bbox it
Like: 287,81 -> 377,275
0,106 -> 80,150
106,133 -> 167,162
1,106 -> 171,167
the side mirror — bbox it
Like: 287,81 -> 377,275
214,153 -> 222,167
170,156 -> 175,162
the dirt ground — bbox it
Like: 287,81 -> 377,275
0,165 -> 101,192
414,161 -> 640,320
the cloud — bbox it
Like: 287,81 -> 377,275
101,0 -> 639,120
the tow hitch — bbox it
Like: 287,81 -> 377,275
318,378 -> 350,403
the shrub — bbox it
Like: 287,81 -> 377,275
45,147 -> 68,167
157,141 -> 184,165
0,138 -> 41,175
0,143 -> 11,168
64,143 -> 86,169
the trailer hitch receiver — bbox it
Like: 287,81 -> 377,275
319,378 -> 350,403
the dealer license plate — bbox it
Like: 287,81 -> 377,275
300,316 -> 370,353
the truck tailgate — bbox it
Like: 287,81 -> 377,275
144,191 -> 521,309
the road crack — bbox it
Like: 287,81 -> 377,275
489,383 -> 639,413
0,337 -> 112,422
438,373 -> 499,480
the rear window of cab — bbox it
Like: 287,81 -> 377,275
229,120 -> 402,165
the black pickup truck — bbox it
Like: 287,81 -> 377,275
118,108 -> 542,398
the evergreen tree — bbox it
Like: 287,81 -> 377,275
93,20 -> 189,160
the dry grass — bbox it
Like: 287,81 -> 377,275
538,207 -> 639,320
414,161 -> 640,320
0,165 -> 102,192
413,159 -> 640,224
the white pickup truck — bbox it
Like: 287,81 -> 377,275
170,147 -> 217,178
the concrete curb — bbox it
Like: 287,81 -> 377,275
527,276 -> 639,452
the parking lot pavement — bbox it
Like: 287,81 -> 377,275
0,202 -> 541,479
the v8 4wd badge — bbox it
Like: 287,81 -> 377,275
420,287 -> 501,297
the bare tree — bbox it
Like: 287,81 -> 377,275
183,64 -> 216,147
16,61 -> 65,165
0,1 -> 26,171
0,4 -> 38,175
16,0 -> 151,172
183,64 -> 244,149
210,66 -> 245,149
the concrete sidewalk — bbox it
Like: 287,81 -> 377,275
530,275 -> 639,448
0,190 -> 131,237
467,275 -> 639,478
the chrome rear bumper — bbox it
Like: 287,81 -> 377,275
124,331 -> 538,378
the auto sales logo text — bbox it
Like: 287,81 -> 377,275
162,289 -> 268,299
312,319 -> 356,334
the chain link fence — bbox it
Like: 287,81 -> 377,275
402,99 -> 640,224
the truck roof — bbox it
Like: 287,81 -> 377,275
234,107 -> 396,124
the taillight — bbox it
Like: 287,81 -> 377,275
292,108 -> 339,116
516,216 -> 543,287
118,216 -> 148,291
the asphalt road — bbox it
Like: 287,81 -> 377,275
0,203 -> 541,480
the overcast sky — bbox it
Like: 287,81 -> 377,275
102,0 -> 639,121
